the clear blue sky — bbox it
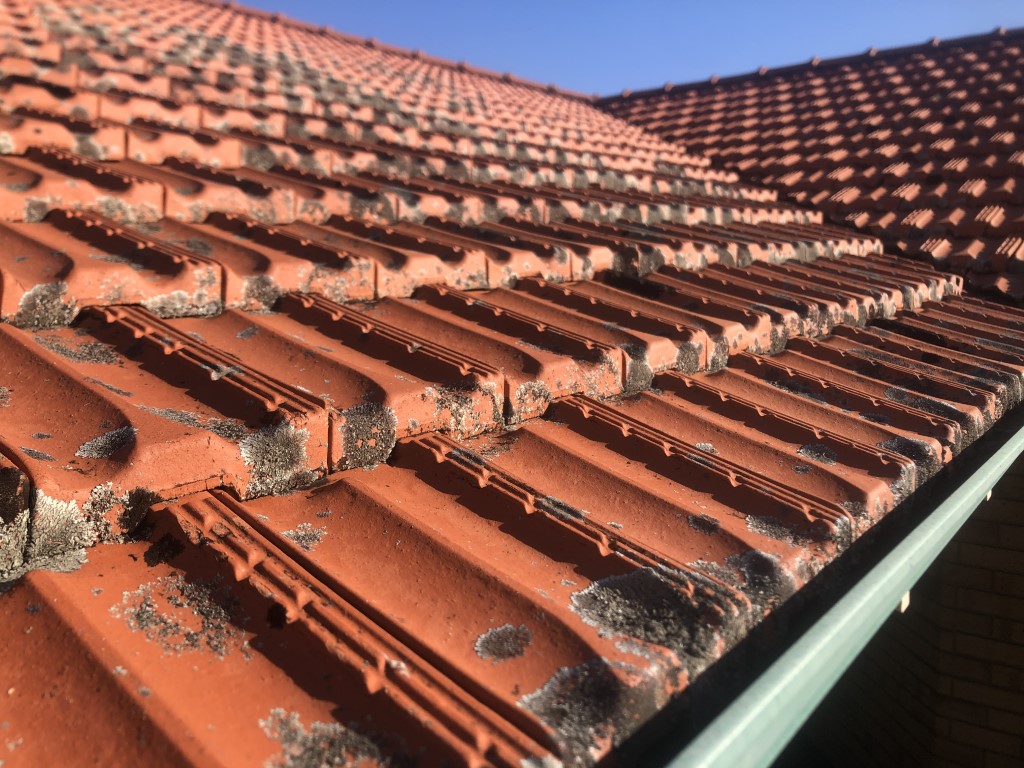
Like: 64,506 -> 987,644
242,0 -> 1024,95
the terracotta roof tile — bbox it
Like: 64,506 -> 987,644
601,28 -> 1024,299
3,2 -> 1024,765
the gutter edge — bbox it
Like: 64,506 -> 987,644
668,410 -> 1024,768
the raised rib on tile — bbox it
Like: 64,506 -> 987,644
0,210 -> 222,324
0,109 -> 124,159
833,324 -> 1024,411
499,215 -> 652,266
369,216 -> 569,287
116,157 -> 298,223
450,282 -> 677,387
641,269 -> 784,354
291,445 -> 723,762
654,263 -> 830,341
604,219 -> 730,271
124,120 -> 243,167
414,283 -> 633,392
878,303 -> 1024,376
162,488 -> 558,767
787,254 -> 949,312
529,217 -> 707,277
76,305 -> 331,497
514,277 -> 715,373
857,251 -> 964,299
546,394 -> 855,546
649,370 -> 917,519
0,146 -> 164,223
749,219 -> 882,257
327,287 -> 618,420
278,291 -> 512,428
696,220 -> 810,263
307,216 -> 489,295
140,213 -> 374,306
0,76 -> 100,120
532,181 -> 679,223
455,416 -> 830,619
635,220 -> 757,267
95,90 -> 201,128
819,328 -> 1011,420
933,293 -> 1024,335
403,430 -> 751,619
782,337 -> 992,443
698,356 -> 950,475
737,258 -> 900,322
165,308 -> 492,466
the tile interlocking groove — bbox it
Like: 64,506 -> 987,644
1,2 -> 1023,766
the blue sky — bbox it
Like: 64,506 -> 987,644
242,1 -> 1024,95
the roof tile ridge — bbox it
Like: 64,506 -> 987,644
597,25 -> 1024,103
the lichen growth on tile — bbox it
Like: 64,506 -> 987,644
240,422 -> 317,498
110,574 -> 249,659
475,623 -> 532,662
280,522 -> 326,552
11,282 -> 77,329
260,709 -> 395,768
519,660 -> 661,768
75,426 -> 137,459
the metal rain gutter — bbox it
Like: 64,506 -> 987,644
667,415 -> 1024,768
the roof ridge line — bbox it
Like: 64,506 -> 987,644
596,24 -> 1024,103
191,0 -> 594,102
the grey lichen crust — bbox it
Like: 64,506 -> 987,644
10,282 -> 77,329
281,522 -> 326,552
0,466 -> 30,574
519,660 -> 661,768
260,709 -> 396,768
240,422 -> 318,498
340,402 -> 398,468
569,568 -> 717,664
1,483 -> 162,584
24,490 -> 99,565
75,426 -> 138,459
475,623 -> 533,662
110,574 -> 249,659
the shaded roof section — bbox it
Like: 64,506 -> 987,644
600,27 -> 1024,299
3,2 -> 1024,766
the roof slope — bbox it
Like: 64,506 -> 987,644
600,28 -> 1024,299
2,3 -> 1024,767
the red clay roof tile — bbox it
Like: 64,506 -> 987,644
601,28 -> 1024,300
3,2 -> 1024,766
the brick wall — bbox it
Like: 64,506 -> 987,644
785,453 -> 1024,767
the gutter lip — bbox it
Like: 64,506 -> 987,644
662,404 -> 1024,768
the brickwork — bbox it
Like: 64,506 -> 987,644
793,455 -> 1024,767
